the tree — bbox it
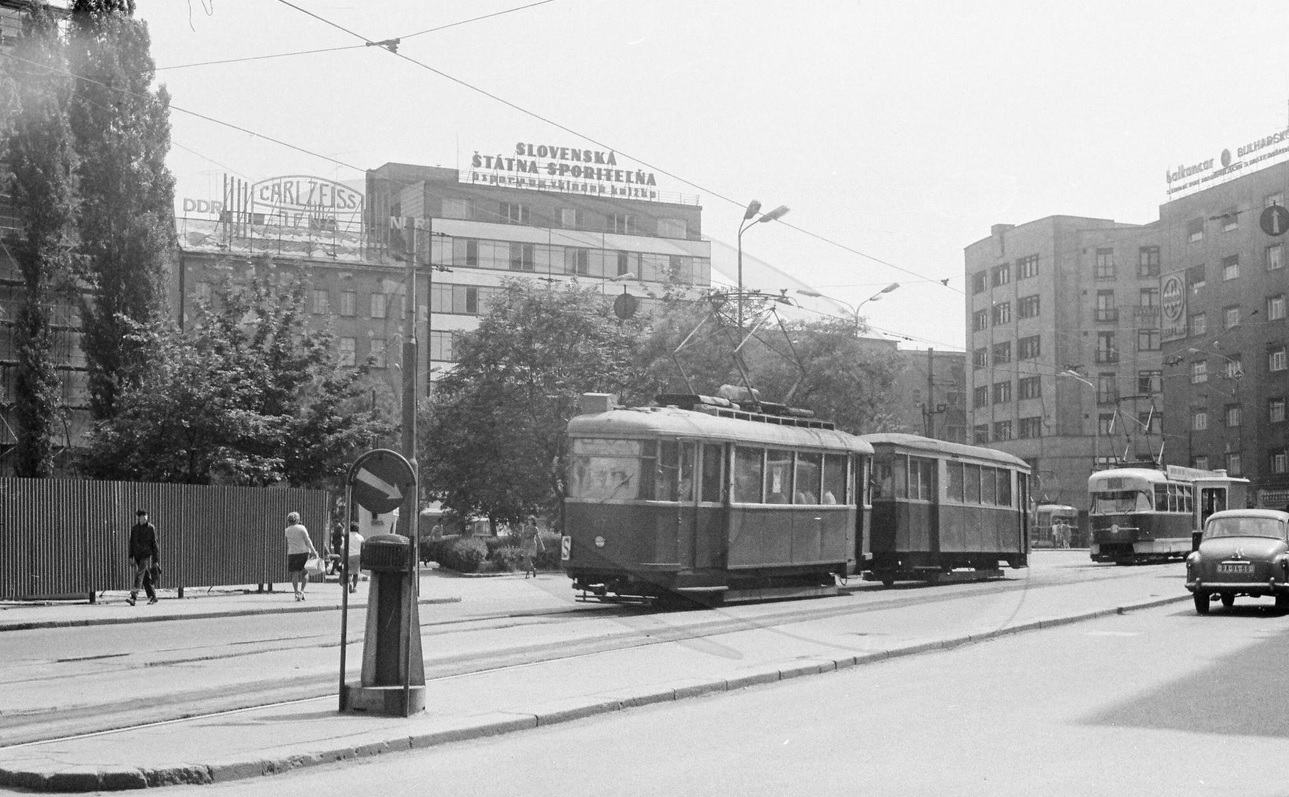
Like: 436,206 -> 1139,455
82,270 -> 392,485
4,4 -> 78,477
66,0 -> 176,420
422,280 -> 646,524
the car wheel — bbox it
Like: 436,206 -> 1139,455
1220,593 -> 1235,609
1193,591 -> 1210,615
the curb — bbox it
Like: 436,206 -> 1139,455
0,596 -> 463,633
0,592 -> 1191,792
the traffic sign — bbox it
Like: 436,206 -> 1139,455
348,449 -> 416,515
1261,204 -> 1289,236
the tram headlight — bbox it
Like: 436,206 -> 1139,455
594,535 -> 606,548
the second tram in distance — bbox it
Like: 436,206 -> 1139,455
1088,464 -> 1250,564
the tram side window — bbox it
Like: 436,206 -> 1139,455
1154,485 -> 1167,511
678,442 -> 695,501
795,453 -> 821,504
1182,484 -> 1194,514
700,444 -> 723,503
908,457 -> 934,501
656,441 -> 679,501
733,447 -> 764,503
822,453 -> 847,504
568,438 -> 643,501
997,468 -> 1012,506
946,462 -> 964,502
765,450 -> 793,503
872,459 -> 894,499
964,464 -> 981,503
980,466 -> 997,506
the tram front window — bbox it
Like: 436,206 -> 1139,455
568,439 -> 643,501
1091,489 -> 1150,514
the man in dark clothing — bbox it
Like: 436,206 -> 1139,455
128,509 -> 160,606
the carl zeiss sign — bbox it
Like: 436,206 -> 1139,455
180,175 -> 364,230
468,141 -> 660,200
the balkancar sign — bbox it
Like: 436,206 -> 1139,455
1165,123 -> 1289,199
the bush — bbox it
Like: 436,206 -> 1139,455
489,545 -> 529,572
439,536 -> 488,573
534,531 -> 562,571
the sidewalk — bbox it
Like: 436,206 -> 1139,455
0,555 -> 1188,792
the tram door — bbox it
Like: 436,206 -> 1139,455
666,439 -> 700,569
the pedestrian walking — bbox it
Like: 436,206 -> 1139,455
127,509 -> 160,606
521,516 -> 543,578
284,511 -> 319,601
346,522 -> 364,594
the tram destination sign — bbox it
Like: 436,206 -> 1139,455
349,449 -> 417,515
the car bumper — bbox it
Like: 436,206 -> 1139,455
1186,579 -> 1289,595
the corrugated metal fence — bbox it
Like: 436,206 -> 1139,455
0,478 -> 330,600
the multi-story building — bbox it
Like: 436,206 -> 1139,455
965,216 -> 1164,509
890,347 -> 967,442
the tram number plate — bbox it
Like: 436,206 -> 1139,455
1218,562 -> 1252,575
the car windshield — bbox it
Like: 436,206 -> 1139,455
1204,517 -> 1287,540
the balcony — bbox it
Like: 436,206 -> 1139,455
1094,308 -> 1120,323
1094,351 -> 1120,364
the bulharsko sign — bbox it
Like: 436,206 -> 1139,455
1166,123 -> 1289,198
468,141 -> 661,200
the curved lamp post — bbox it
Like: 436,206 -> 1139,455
797,281 -> 900,334
737,200 -> 789,331
1061,368 -> 1100,471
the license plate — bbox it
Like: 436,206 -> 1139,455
1218,562 -> 1253,575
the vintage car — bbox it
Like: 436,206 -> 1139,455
1185,509 -> 1289,614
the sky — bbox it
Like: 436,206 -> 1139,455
132,0 -> 1289,352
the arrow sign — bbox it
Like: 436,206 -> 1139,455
348,449 -> 416,515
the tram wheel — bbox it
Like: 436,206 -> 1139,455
1193,592 -> 1211,615
1220,593 -> 1236,609
1275,594 -> 1289,614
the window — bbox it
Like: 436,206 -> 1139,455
992,341 -> 1011,364
1268,244 -> 1284,271
993,381 -> 1012,404
763,450 -> 793,503
1018,376 -> 1041,399
311,289 -> 329,314
338,337 -> 356,367
1220,207 -> 1239,231
1270,294 -> 1286,321
991,263 -> 1011,286
1138,410 -> 1162,434
973,385 -> 989,408
429,330 -> 456,362
1139,287 -> 1159,309
1270,345 -> 1288,372
1018,295 -> 1040,319
1098,413 -> 1115,436
1227,452 -> 1243,476
559,207 -> 587,229
1017,254 -> 1039,279
656,218 -> 687,238
1019,416 -> 1043,439
1096,332 -> 1118,364
1018,335 -> 1041,360
1222,255 -> 1239,281
509,242 -> 535,271
1272,398 -> 1286,424
973,309 -> 990,331
973,348 -> 988,369
1094,248 -> 1115,279
565,248 -> 589,275
1224,306 -> 1240,330
1225,404 -> 1241,427
993,420 -> 1013,441
1137,246 -> 1160,277
448,285 -> 482,315
369,339 -> 387,368
973,424 -> 990,444
992,302 -> 1011,325
339,290 -> 356,317
370,293 -> 387,319
1191,360 -> 1208,384
1189,312 -> 1207,337
616,251 -> 636,277
1095,373 -> 1116,405
1268,192 -> 1285,208
500,202 -> 530,224
1138,329 -> 1160,351
1187,218 -> 1204,243
972,271 -> 988,294
1193,456 -> 1210,470
1095,290 -> 1117,322
1272,451 -> 1288,475
1137,370 -> 1162,394
1187,264 -> 1206,291
441,198 -> 473,220
609,213 -> 634,234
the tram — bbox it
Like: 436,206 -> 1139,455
561,392 -> 872,603
1087,465 -> 1250,564
862,434 -> 1031,585
1034,503 -> 1079,548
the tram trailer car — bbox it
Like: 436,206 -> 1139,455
561,393 -> 873,604
1088,465 -> 1249,565
861,434 -> 1031,585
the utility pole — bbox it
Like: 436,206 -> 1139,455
924,348 -> 935,437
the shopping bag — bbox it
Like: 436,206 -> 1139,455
304,555 -> 324,576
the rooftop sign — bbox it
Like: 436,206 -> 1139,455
468,141 -> 661,200
1166,123 -> 1289,199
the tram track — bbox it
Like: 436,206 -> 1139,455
0,563 -> 1175,747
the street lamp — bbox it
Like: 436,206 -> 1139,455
853,282 -> 900,327
1060,368 -> 1100,471
797,281 -> 899,334
736,200 -> 789,331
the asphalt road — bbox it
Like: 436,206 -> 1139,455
144,594 -> 1289,797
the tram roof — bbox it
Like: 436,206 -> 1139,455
1088,466 -> 1250,487
860,433 -> 1030,470
567,406 -> 874,454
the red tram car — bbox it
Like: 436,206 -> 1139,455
561,393 -> 872,603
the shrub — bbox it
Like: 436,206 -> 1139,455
439,536 -> 488,573
489,545 -> 528,572
534,531 -> 562,571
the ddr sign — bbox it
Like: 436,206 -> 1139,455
348,449 -> 417,515
1261,205 -> 1289,236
